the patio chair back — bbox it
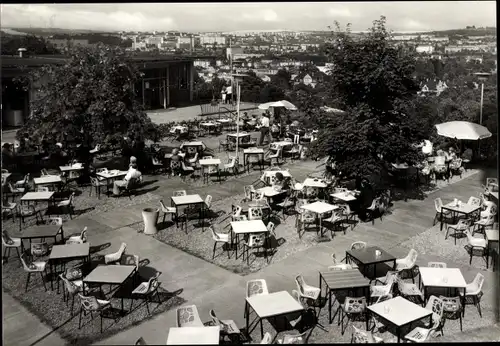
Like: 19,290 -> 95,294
170,160 -> 181,172
176,305 -> 204,327
252,191 -> 264,201
135,337 -> 147,345
96,168 -> 108,174
267,222 -> 276,235
244,185 -> 254,200
202,156 -> 213,159
350,241 -> 367,251
428,262 -> 447,268
486,178 -> 498,188
246,279 -> 269,298
145,271 -> 161,293
344,297 -> 366,312
294,275 -> 309,296
248,207 -> 263,220
187,146 -> 197,155
231,205 -> 242,218
37,186 -> 49,192
79,294 -> 102,312
233,215 -> 248,221
121,254 -> 140,271
425,295 -> 444,322
468,196 -> 482,207
60,274 -> 80,295
261,332 -> 273,344
434,198 -> 444,213
173,190 -> 187,197
210,227 -> 222,241
80,227 -> 88,242
469,273 -> 485,295
291,290 -> 303,304
31,242 -> 49,257
205,195 -> 212,209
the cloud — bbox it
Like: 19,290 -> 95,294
328,7 -> 353,18
0,4 -> 176,31
0,2 -> 496,32
242,9 -> 280,22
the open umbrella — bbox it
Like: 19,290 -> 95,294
258,100 -> 297,110
435,121 -> 492,140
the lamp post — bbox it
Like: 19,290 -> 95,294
232,73 -> 248,160
474,72 -> 491,126
474,72 -> 491,157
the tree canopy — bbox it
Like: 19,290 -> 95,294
313,17 -> 425,188
16,44 -> 159,151
1,33 -> 60,55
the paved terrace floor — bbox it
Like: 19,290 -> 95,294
4,162 -> 498,345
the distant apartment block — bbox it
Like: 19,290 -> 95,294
145,36 -> 164,45
416,45 -> 434,54
177,37 -> 193,50
445,44 -> 489,53
199,35 -> 226,46
226,47 -> 244,60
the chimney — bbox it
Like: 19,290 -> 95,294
18,48 -> 27,58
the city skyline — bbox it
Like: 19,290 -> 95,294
1,2 -> 496,33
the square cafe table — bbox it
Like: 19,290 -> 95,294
418,267 -> 466,309
199,158 -> 222,184
59,164 -> 85,173
440,201 -> 481,231
486,229 -> 499,268
33,175 -> 62,189
246,291 -> 303,338
180,141 -> 206,152
83,264 -> 136,312
243,148 -> 265,172
230,220 -> 268,258
256,186 -> 287,199
171,194 -> 206,230
12,224 -> 64,249
346,246 -> 396,279
301,201 -> 339,237
227,132 -> 250,145
166,326 -> 220,345
96,170 -> 128,194
331,191 -> 357,202
49,243 -> 90,291
319,269 -> 371,324
368,296 -> 432,343
21,191 -> 55,204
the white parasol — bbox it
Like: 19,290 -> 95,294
435,121 -> 492,141
258,100 -> 297,110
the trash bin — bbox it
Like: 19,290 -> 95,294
142,207 -> 159,235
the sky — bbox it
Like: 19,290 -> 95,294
0,2 -> 496,33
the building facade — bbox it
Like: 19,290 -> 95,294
1,54 -> 196,127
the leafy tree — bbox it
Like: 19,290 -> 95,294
1,34 -> 60,55
315,16 -> 425,189
271,69 -> 292,90
16,44 -> 159,155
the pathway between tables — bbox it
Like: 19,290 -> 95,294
4,169 -> 491,345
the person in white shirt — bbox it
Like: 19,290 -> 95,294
225,85 -> 232,104
113,163 -> 142,195
258,113 -> 271,146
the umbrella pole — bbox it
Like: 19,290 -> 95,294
235,84 -> 241,160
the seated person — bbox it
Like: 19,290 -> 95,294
272,172 -> 285,190
448,147 -> 457,160
113,163 -> 141,195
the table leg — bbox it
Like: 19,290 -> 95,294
246,302 -> 250,332
440,210 -> 444,231
260,319 -> 264,338
50,260 -> 54,291
200,202 -> 204,231
236,234 -> 239,259
397,327 -> 401,343
244,154 -> 248,173
329,289 -> 332,324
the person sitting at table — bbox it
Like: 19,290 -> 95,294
113,163 -> 141,196
130,156 -> 137,167
273,172 -> 285,189
448,147 -> 458,160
